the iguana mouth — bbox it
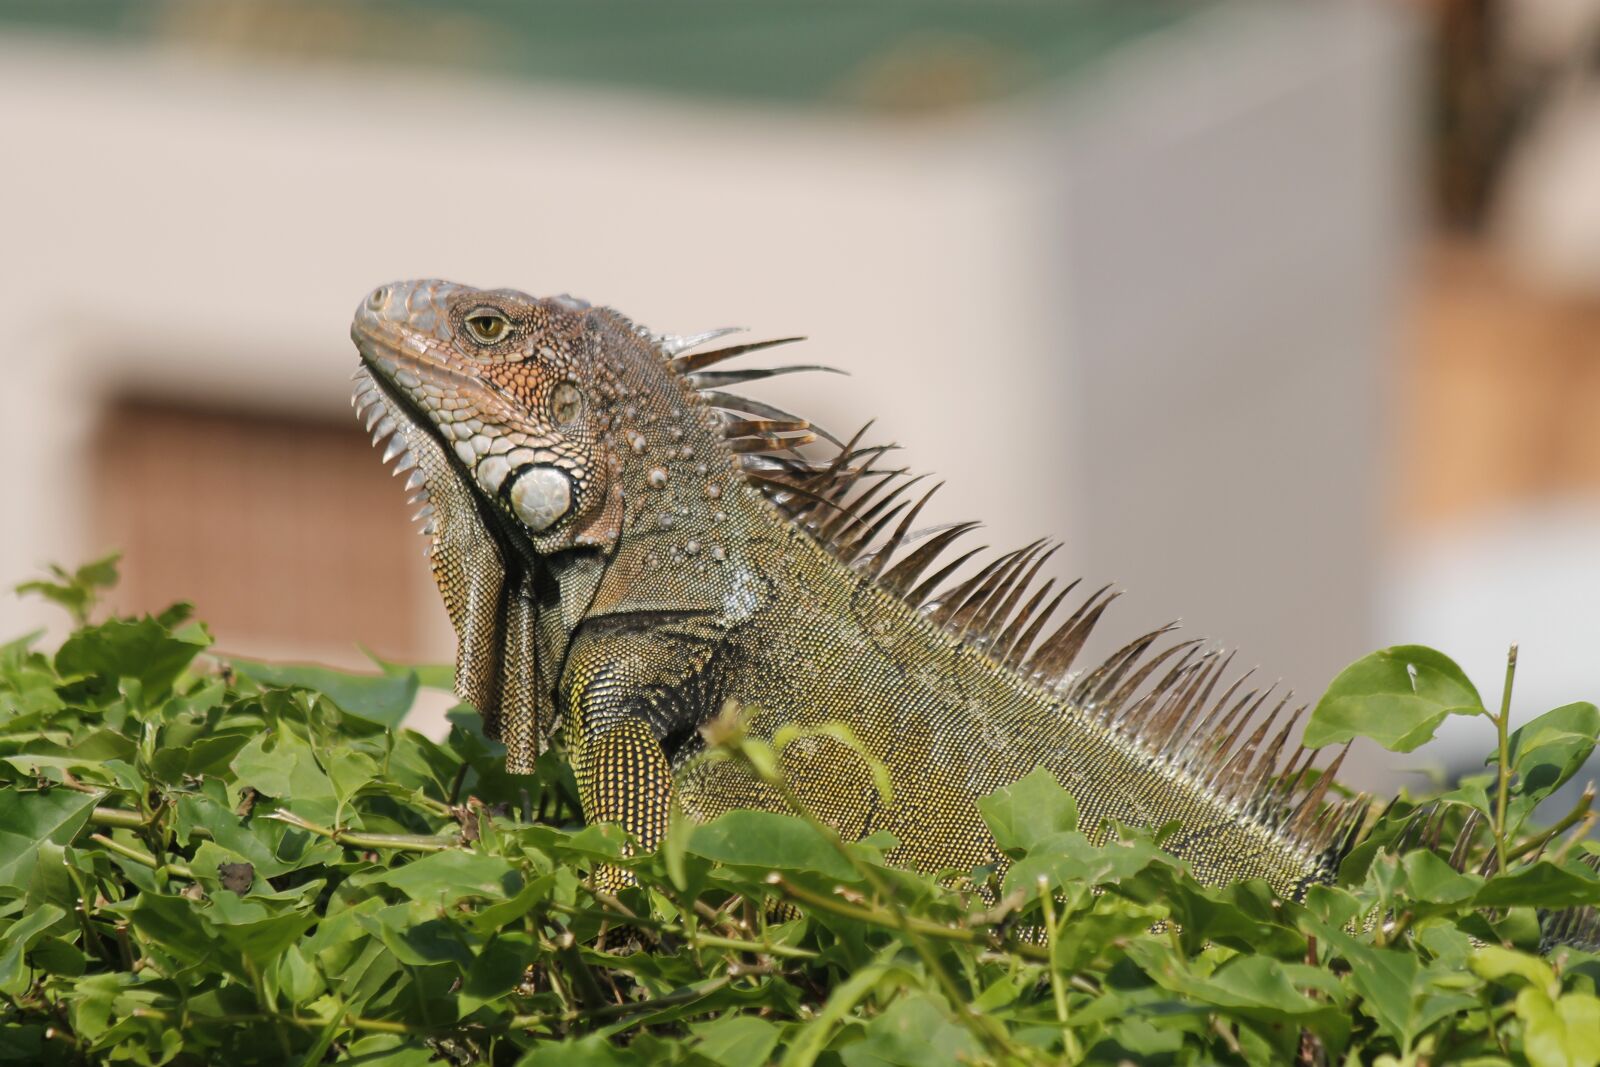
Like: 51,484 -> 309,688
349,304 -> 476,485
349,292 -> 453,494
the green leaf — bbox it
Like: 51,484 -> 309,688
14,554 -> 120,625
515,1034 -> 644,1066
327,748 -> 382,808
467,876 -> 554,936
1474,860 -> 1600,910
1472,945 -> 1554,990
459,933 -> 532,1014
0,1023 -> 43,1063
122,893 -> 225,975
1004,830 -> 1176,895
0,903 -> 67,994
232,659 -> 418,727
350,851 -> 521,904
343,1034 -> 446,1065
1127,941 -> 1342,1025
1400,849 -> 1481,908
0,788 -> 99,891
1048,896 -> 1166,971
977,766 -> 1077,853
176,791 -> 336,879
691,1016 -> 782,1067
1506,702 -> 1600,804
229,728 -> 337,824
1305,923 -> 1422,1045
1306,645 -> 1484,752
1518,989 -> 1600,1067
662,802 -> 692,893
54,615 -> 208,705
171,732 -> 253,781
28,935 -> 86,979
840,993 -> 979,1067
364,650 -> 454,692
205,892 -> 317,966
355,903 -> 475,968
8,571 -> 1600,1064
687,810 -> 859,881
276,945 -> 323,1004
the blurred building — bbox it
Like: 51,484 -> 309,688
8,0 -> 1596,793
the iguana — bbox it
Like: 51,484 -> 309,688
348,277 -> 1384,904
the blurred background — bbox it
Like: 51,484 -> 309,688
1,0 -> 1597,793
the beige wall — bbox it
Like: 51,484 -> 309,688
0,35 -> 1046,668
0,7 -> 1414,769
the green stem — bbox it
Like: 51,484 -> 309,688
129,1006 -> 429,1035
1038,875 -> 1082,1060
1493,644 -> 1518,873
543,900 -> 814,959
62,860 -> 117,968
246,958 -> 293,1060
1507,786 -> 1593,864
90,806 -> 150,831
447,761 -> 469,806
263,810 -> 457,852
697,932 -> 816,960
408,793 -> 455,818
91,806 -> 215,843
506,975 -> 732,1031
338,830 -> 458,852
114,922 -> 135,971
771,874 -> 1049,963
89,834 -> 195,881
1038,880 -> 1065,1018
1551,811 -> 1598,865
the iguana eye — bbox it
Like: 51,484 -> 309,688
463,308 -> 510,345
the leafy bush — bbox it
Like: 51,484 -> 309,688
1,561 -> 1599,1066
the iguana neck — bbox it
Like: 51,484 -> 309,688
578,332 -> 761,624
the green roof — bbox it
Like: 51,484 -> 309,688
0,0 -> 1209,109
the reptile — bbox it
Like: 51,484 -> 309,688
347,276 -> 1391,907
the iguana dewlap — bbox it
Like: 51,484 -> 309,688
349,279 -> 1367,898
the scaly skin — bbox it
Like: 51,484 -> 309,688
349,279 -> 1364,897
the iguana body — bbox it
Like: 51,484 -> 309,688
350,279 -> 1366,898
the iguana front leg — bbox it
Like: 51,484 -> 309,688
576,718 -> 673,878
562,619 -> 722,885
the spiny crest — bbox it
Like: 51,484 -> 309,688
658,328 -> 1371,873
1541,853 -> 1600,952
352,367 -> 438,549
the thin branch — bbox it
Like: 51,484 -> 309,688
769,874 -> 1049,963
263,810 -> 458,852
89,834 -> 194,881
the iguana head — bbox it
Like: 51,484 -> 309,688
351,279 -> 629,557
351,279 -> 820,765
350,279 -> 810,766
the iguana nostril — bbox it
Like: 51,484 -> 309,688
366,287 -> 389,311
